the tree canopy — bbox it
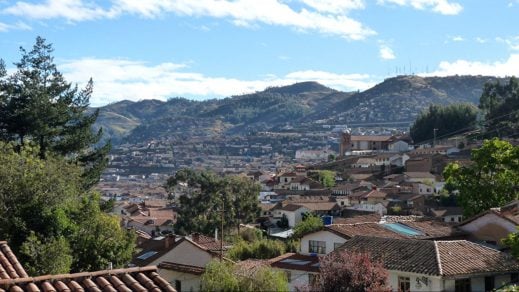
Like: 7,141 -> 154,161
0,36 -> 109,189
0,142 -> 135,275
479,77 -> 519,138
443,139 -> 519,217
200,260 -> 288,292
292,214 -> 323,239
410,103 -> 478,144
166,168 -> 261,235
309,250 -> 390,292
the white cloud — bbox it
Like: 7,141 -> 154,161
3,0 -> 375,40
300,0 -> 365,14
475,37 -> 487,44
0,21 -> 31,32
450,35 -> 464,42
421,54 -> 519,77
379,45 -> 396,60
496,36 -> 519,51
3,0 -> 117,21
56,58 -> 376,106
378,0 -> 462,15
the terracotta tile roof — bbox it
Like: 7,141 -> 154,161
190,233 -> 228,253
436,240 -> 519,277
280,204 -> 307,212
404,172 -> 436,179
326,223 -> 406,240
340,236 -> 519,278
158,262 -> 205,275
0,241 -> 28,279
296,202 -> 340,212
399,221 -> 465,239
332,214 -> 382,224
340,236 -> 440,275
269,253 -> 320,273
0,266 -> 176,292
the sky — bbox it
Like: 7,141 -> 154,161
0,0 -> 518,107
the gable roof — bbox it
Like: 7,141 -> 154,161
269,253 -> 320,273
340,236 -> 519,278
0,266 -> 176,292
351,135 -> 393,142
0,241 -> 28,279
326,223 -> 406,240
280,204 -> 308,212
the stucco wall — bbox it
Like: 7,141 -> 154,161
150,240 -> 213,268
459,213 -> 516,246
300,230 -> 346,255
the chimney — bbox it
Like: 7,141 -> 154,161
192,232 -> 200,243
164,234 -> 175,249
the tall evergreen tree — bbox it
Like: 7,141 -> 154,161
479,77 -> 519,137
0,36 -> 109,189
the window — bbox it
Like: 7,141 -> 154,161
455,278 -> 471,292
174,280 -> 181,292
309,240 -> 326,254
398,276 -> 410,292
334,242 -> 343,250
485,276 -> 494,291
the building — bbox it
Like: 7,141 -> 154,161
341,236 -> 519,292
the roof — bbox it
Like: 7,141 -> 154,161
269,253 -> 320,273
0,266 -> 176,292
296,202 -> 340,212
430,207 -> 464,218
0,241 -> 28,279
404,172 -> 436,179
280,204 -> 307,212
458,202 -> 519,227
351,135 -> 393,142
340,236 -> 519,278
189,233 -> 227,253
332,214 -> 382,224
326,223 -> 406,240
158,262 -> 205,275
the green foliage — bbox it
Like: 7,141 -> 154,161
277,214 -> 289,229
443,139 -> 519,217
503,227 -> 519,259
0,142 -> 135,274
166,169 -> 261,235
285,239 -> 300,253
410,103 -> 478,143
227,239 -> 286,261
479,77 -> 519,137
201,260 -> 288,292
318,170 -> 336,188
19,233 -> 73,275
292,214 -> 324,239
239,228 -> 263,242
0,36 -> 109,189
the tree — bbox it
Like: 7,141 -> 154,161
227,239 -> 286,261
410,103 -> 478,144
201,260 -> 288,292
0,142 -> 135,274
443,139 -> 519,217
310,250 -> 390,292
292,214 -> 323,239
0,36 -> 109,189
277,214 -> 289,229
318,170 -> 336,188
166,169 -> 260,235
503,227 -> 519,259
479,77 -> 519,137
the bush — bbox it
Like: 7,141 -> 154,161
227,239 -> 285,261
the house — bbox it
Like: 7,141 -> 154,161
341,236 -> 519,292
457,201 -> 519,248
132,233 -> 227,291
269,253 -> 320,291
429,207 -> 464,223
274,204 -> 311,227
388,139 -> 411,152
350,135 -> 394,151
289,176 -> 323,191
405,156 -> 432,172
0,240 -> 176,291
404,172 -> 437,184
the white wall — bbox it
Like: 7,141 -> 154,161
388,271 -> 443,292
300,230 -> 346,255
158,269 -> 201,292
150,240 -> 213,268
458,212 -> 517,245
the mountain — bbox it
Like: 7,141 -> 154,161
93,75 -> 502,144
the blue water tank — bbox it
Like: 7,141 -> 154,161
322,215 -> 333,225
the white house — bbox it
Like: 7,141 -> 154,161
341,236 -> 519,292
274,204 -> 311,228
388,140 -> 411,153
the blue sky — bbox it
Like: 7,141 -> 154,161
1,0 -> 518,106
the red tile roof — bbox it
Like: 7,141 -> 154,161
158,262 -> 205,275
0,266 -> 176,292
0,241 -> 28,279
326,223 -> 406,240
340,236 -> 519,278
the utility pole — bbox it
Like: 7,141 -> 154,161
433,128 -> 438,147
220,200 -> 224,262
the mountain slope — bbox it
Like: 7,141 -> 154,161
93,75 -> 503,144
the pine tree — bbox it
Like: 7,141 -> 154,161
0,36 -> 109,189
